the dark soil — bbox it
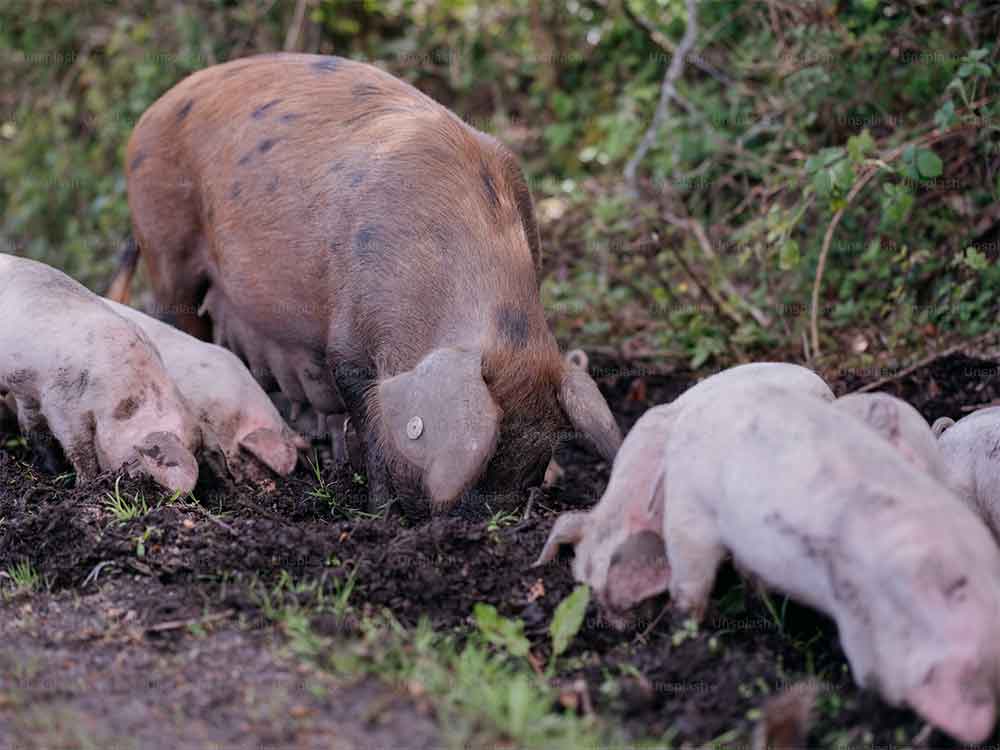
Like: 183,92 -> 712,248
3,351 -> 1000,748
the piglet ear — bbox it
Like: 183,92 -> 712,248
133,431 -> 198,493
240,428 -> 299,476
377,348 -> 500,511
605,530 -> 671,611
932,417 -> 955,438
534,511 -> 590,566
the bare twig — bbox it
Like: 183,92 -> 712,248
147,610 -> 235,633
624,0 -> 700,191
616,0 -> 732,85
660,204 -> 771,328
283,0 -> 309,51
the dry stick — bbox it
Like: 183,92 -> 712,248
624,0 -> 700,192
147,609 -> 236,633
283,0 -> 309,51
809,122 -> 981,358
847,331 -> 995,395
615,0 -> 732,85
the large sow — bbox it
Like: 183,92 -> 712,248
109,53 -> 621,512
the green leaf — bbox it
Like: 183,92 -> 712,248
847,129 -> 875,163
549,585 -> 590,658
779,239 -> 800,270
934,100 -> 956,129
915,148 -> 943,179
964,247 -> 989,271
474,603 -> 531,658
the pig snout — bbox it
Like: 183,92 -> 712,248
905,657 -> 997,743
132,431 -> 199,494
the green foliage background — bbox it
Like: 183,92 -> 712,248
2,0 -> 998,367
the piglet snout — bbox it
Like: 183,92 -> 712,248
132,431 -> 199,494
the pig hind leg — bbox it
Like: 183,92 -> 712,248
664,501 -> 726,621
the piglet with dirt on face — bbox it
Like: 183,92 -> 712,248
537,365 -> 1000,743
833,392 -> 952,487
0,255 -> 201,492
104,299 -> 306,482
932,407 -> 1000,539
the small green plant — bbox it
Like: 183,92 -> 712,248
486,506 -> 520,537
474,585 -> 591,675
103,476 -> 149,522
4,560 -> 41,593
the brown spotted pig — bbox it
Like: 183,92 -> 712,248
108,53 -> 621,513
0,254 -> 200,492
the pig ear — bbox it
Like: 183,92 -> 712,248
377,348 -> 500,511
133,431 -> 198,494
558,366 -> 622,463
932,417 -> 955,438
240,428 -> 299,476
605,529 -> 671,611
905,663 -> 996,744
533,511 -> 590,566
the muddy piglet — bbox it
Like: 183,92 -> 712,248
833,392 -> 951,487
538,369 -> 1000,743
932,407 -> 1000,539
0,255 -> 200,492
105,300 -> 306,482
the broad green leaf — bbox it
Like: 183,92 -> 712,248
934,100 -> 956,129
964,247 -> 989,271
916,148 -> 943,179
474,603 -> 531,658
779,239 -> 800,270
550,585 -> 590,658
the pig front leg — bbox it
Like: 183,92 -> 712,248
14,396 -> 67,475
41,405 -> 101,481
663,500 -> 726,621
333,360 -> 391,512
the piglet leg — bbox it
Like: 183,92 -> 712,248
664,503 -> 726,621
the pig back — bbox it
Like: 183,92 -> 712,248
127,53 -> 544,375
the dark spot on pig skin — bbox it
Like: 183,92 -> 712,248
481,166 -> 500,214
311,56 -> 343,73
279,112 -> 301,124
176,99 -> 194,122
495,306 -> 530,347
353,225 -> 379,261
55,368 -> 90,399
349,171 -> 365,188
251,99 -> 282,119
329,159 -> 347,174
113,396 -> 141,421
258,138 -> 279,154
5,368 -> 36,388
944,575 -> 968,600
352,82 -> 381,99
266,175 -> 280,194
230,181 -> 242,200
130,150 -> 147,172
238,151 -> 254,167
